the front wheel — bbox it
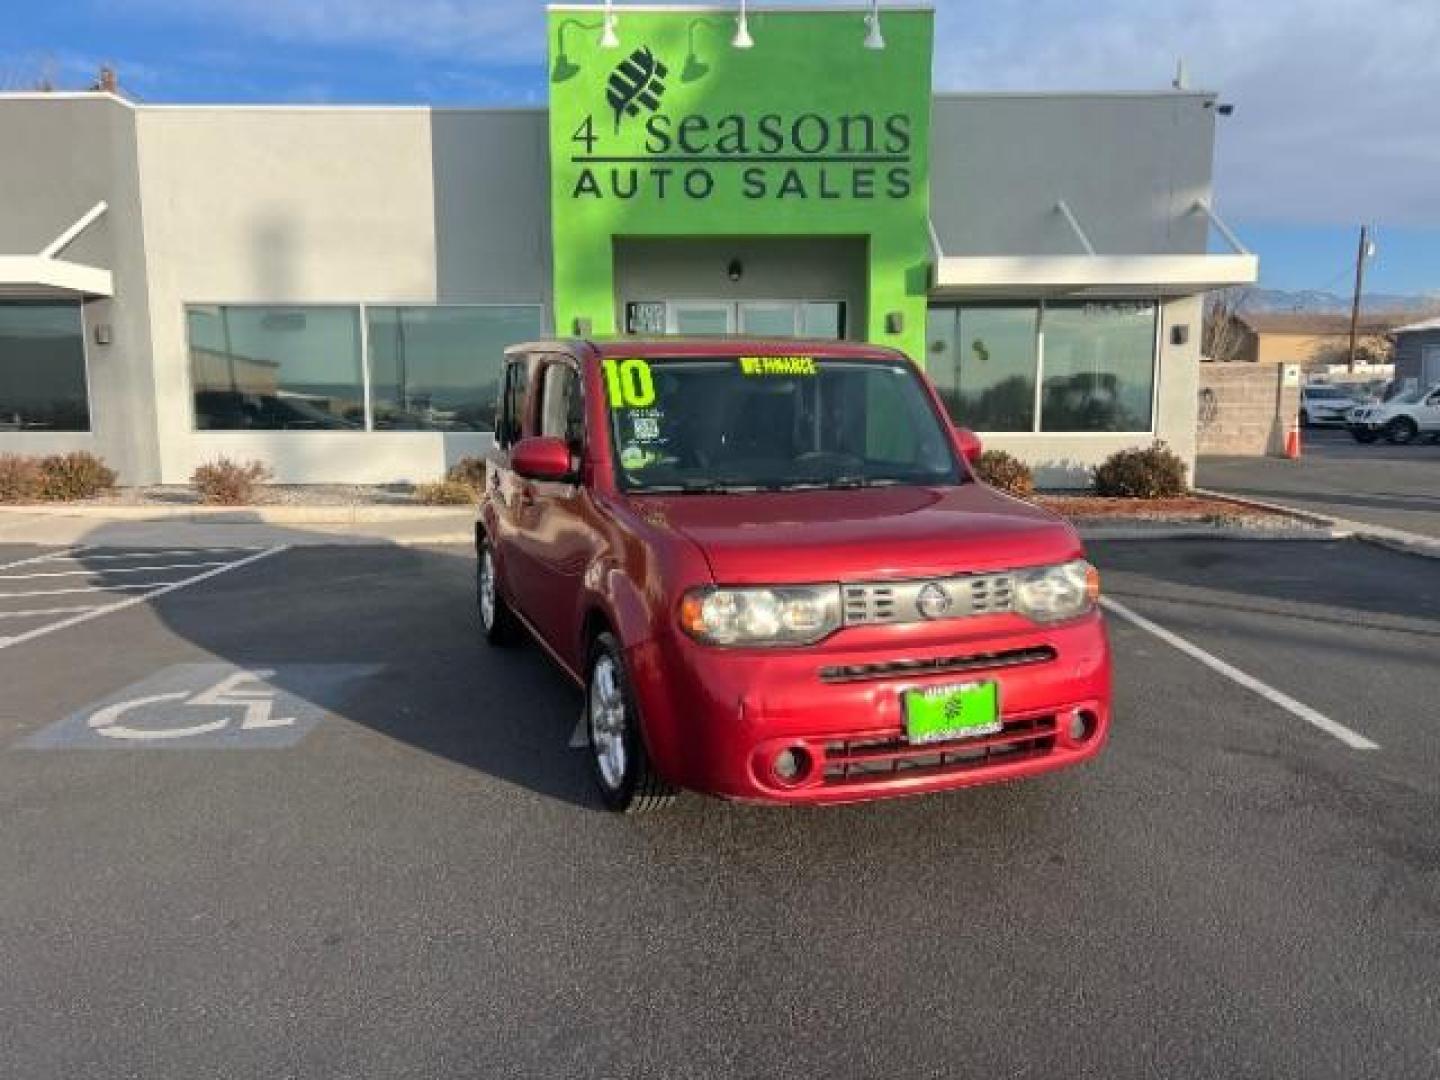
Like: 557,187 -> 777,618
477,538 -> 522,646
1384,417 -> 1419,445
586,632 -> 676,813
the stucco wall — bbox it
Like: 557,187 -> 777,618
0,95 -> 160,483
930,93 -> 1215,258
133,105 -> 547,484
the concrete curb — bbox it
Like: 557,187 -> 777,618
1077,525 -> 1349,542
0,503 -> 473,526
1194,487 -> 1440,561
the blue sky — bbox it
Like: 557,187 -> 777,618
4,0 -> 1437,297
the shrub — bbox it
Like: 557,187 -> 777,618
1092,441 -> 1189,499
973,449 -> 1034,498
35,452 -> 117,501
415,479 -> 477,506
0,455 -> 43,503
191,458 -> 271,505
445,456 -> 487,492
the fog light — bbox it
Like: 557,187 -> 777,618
1067,710 -> 1095,743
772,746 -> 810,784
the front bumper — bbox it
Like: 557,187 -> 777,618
626,610 -> 1111,805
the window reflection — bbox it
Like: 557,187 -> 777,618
0,302 -> 90,432
366,306 -> 542,431
189,306 -> 363,430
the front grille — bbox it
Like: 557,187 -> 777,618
821,714 -> 1058,786
841,571 -> 1016,627
817,645 -> 1056,684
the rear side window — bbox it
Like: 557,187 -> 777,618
497,358 -> 531,449
538,361 -> 585,453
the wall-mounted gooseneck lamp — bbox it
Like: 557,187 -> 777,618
863,0 -> 886,50
733,0 -> 755,49
600,0 -> 620,49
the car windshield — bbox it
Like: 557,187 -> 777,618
1305,386 -> 1346,399
604,355 -> 962,492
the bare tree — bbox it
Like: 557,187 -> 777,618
1202,286 -> 1253,363
0,56 -> 58,92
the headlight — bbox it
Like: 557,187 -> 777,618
1012,559 -> 1100,624
679,585 -> 841,646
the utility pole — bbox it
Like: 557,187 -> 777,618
1346,224 -> 1370,373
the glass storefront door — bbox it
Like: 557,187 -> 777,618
659,300 -> 845,338
669,303 -> 734,335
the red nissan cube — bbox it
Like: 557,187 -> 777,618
477,339 -> 1110,811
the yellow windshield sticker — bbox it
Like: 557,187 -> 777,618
602,358 -> 656,408
738,356 -> 817,376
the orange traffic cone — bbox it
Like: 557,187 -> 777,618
1285,419 -> 1302,459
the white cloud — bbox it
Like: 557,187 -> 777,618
124,0 -> 1440,226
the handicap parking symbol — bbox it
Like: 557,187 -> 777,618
20,663 -> 384,749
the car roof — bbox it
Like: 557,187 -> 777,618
504,337 -> 911,362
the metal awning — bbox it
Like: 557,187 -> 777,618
928,199 -> 1259,300
0,202 -> 114,299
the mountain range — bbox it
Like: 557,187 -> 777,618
1244,288 -> 1440,315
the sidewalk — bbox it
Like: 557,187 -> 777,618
0,505 -> 475,547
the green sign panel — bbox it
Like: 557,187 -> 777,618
548,7 -> 934,361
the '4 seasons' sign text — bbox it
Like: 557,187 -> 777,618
568,45 -> 915,203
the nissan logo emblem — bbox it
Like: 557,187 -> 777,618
916,583 -> 952,619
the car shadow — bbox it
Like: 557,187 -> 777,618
62,534 -> 602,811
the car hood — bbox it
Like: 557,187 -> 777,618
628,483 -> 1082,584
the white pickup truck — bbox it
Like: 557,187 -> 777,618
1346,385 -> 1440,444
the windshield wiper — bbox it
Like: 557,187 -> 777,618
771,476 -> 902,491
633,479 -> 765,495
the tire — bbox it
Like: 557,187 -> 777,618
1384,417 -> 1419,445
1299,409 -> 1311,429
586,631 -> 676,813
1350,428 -> 1378,444
477,537 -> 522,647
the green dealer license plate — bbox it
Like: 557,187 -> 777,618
902,682 -> 1001,744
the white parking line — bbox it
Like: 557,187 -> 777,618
0,561 -> 230,579
1101,596 -> 1379,751
0,546 -> 288,653
0,606 -> 102,619
0,548 -> 81,574
38,548 -> 261,562
0,583 -> 173,597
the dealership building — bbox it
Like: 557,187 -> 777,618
0,4 -> 1256,486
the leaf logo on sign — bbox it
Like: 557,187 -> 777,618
606,47 -> 668,132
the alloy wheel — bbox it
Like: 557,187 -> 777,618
589,654 -> 628,791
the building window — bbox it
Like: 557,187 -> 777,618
1040,302 -> 1157,432
925,305 -> 1038,432
926,300 -> 1158,433
189,306 -> 364,431
0,301 -> 90,432
366,306 -> 542,431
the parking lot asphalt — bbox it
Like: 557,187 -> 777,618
1200,426 -> 1440,539
0,538 -> 1437,1079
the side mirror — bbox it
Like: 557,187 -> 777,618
511,435 -> 574,482
954,425 -> 983,466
